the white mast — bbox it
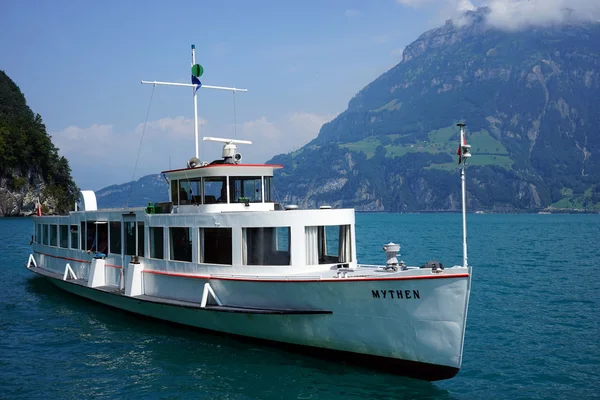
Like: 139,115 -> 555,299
141,44 -> 248,160
192,44 -> 199,159
457,123 -> 471,269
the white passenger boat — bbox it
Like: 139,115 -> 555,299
26,45 -> 473,381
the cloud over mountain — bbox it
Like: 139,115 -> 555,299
397,0 -> 600,30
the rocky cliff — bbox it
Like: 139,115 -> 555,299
0,71 -> 78,216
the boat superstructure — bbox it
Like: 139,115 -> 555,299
26,45 -> 473,381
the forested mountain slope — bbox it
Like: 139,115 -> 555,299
268,8 -> 600,212
0,71 -> 78,216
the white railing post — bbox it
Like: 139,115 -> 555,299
201,283 -> 222,307
26,254 -> 38,269
63,263 -> 78,281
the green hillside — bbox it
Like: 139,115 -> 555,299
268,8 -> 600,212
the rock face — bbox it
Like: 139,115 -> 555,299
267,8 -> 600,212
0,175 -> 48,216
0,71 -> 78,216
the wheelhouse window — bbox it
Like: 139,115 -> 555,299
171,180 -> 179,205
70,225 -> 78,249
149,227 -> 164,259
170,227 -> 192,262
243,227 -> 290,265
109,221 -> 121,254
179,180 -> 192,205
203,177 -> 227,204
229,176 -> 263,203
201,228 -> 232,265
49,225 -> 58,247
264,176 -> 272,202
305,225 -> 352,265
191,178 -> 202,204
59,225 -> 69,248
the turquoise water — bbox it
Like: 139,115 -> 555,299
1,214 -> 599,399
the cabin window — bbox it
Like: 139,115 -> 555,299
169,227 -> 192,262
109,222 -> 121,254
70,225 -> 78,249
59,225 -> 69,248
149,227 -> 164,259
305,225 -> 352,265
264,177 -> 272,202
85,221 -> 96,251
49,225 -> 58,247
124,221 -> 136,256
137,222 -> 145,257
80,221 -> 86,250
203,177 -> 227,204
36,224 -> 42,244
200,228 -> 232,264
229,176 -> 262,203
242,227 -> 290,265
170,180 -> 179,205
42,224 -> 49,245
90,223 -> 109,254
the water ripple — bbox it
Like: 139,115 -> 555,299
1,215 -> 600,399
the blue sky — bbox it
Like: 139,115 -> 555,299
1,0 -> 441,189
3,0 -> 597,190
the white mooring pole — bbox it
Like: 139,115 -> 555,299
457,123 -> 470,269
141,44 -> 248,160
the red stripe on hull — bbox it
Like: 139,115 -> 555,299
143,269 -> 469,282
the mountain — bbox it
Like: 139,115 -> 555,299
96,174 -> 168,209
0,71 -> 78,216
267,8 -> 600,212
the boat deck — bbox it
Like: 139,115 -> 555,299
204,264 -> 467,281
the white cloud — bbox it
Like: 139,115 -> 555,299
241,112 -> 336,162
51,117 -> 209,190
134,116 -> 207,139
396,0 -> 600,29
53,124 -> 115,156
51,112 -> 334,190
485,0 -> 600,30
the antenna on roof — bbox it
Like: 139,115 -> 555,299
203,137 -> 252,164
141,45 -> 248,159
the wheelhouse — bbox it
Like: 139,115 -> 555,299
164,163 -> 281,213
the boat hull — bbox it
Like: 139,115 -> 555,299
30,262 -> 470,381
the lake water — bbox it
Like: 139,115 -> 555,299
1,214 -> 599,399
